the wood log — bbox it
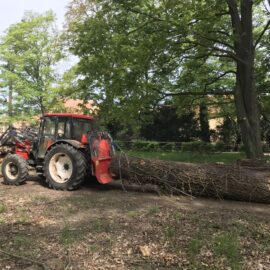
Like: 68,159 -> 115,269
110,155 -> 270,204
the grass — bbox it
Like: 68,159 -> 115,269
147,205 -> 161,216
90,218 -> 115,233
0,204 -> 7,214
14,207 -> 30,223
29,195 -> 50,204
0,219 -> 6,224
128,151 -> 248,164
127,210 -> 140,218
14,234 -> 33,248
60,222 -> 75,246
213,232 -> 241,270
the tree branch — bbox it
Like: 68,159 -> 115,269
163,90 -> 234,97
125,7 -> 164,22
179,39 -> 245,64
204,70 -> 236,91
254,20 -> 270,48
226,0 -> 242,37
198,33 -> 234,50
126,20 -> 154,35
208,30 -> 231,38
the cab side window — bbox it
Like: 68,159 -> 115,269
57,118 -> 71,139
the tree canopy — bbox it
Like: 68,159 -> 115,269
65,0 -> 270,158
0,11 -> 64,118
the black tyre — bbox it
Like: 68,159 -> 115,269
44,144 -> 86,190
2,154 -> 29,185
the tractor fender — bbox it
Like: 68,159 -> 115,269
45,140 -> 86,155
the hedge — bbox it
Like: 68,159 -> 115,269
115,140 -> 236,153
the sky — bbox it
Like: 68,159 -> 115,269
0,0 -> 69,34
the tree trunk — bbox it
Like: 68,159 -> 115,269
199,102 -> 211,142
8,80 -> 13,118
227,0 -> 263,159
111,155 -> 270,204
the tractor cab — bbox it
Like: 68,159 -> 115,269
36,113 -> 95,158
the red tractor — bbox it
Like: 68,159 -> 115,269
0,113 -> 115,190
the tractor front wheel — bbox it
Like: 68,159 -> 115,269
2,154 -> 29,185
44,144 -> 86,190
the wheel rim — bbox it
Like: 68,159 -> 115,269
48,153 -> 73,183
5,162 -> 19,180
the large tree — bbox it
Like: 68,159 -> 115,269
0,11 -> 63,116
65,0 -> 270,158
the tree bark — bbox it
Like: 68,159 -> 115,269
8,80 -> 13,118
111,155 -> 270,204
227,0 -> 263,159
199,102 -> 211,142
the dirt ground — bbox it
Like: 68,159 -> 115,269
0,176 -> 269,270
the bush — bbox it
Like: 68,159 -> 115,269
214,141 -> 226,152
132,140 -> 159,152
182,141 -> 214,152
262,143 -> 270,153
159,142 -> 181,152
144,141 -> 159,152
114,140 -> 131,151
116,140 -> 231,153
239,144 -> 246,152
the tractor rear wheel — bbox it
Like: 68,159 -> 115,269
44,144 -> 86,190
2,154 -> 29,185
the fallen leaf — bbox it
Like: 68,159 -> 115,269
139,245 -> 151,257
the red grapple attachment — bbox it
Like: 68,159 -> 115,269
89,132 -> 114,184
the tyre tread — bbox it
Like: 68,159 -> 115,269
2,154 -> 28,185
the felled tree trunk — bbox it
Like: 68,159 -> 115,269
110,155 -> 270,204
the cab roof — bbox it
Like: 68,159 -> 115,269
44,113 -> 93,120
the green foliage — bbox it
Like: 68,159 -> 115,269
65,0 -> 237,125
0,11 -> 64,117
132,140 -> 159,152
118,139 -> 248,153
116,140 -> 181,152
65,0 -> 270,159
214,141 -> 226,152
182,141 -> 214,153
216,116 -> 241,146
127,151 -> 248,164
140,107 -> 200,142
